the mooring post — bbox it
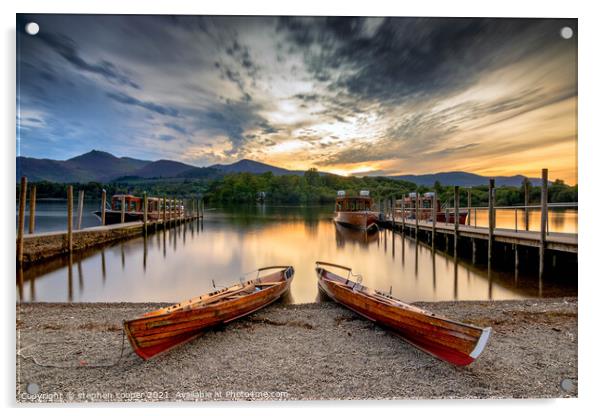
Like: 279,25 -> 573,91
539,168 -> 548,280
514,244 -> 519,274
76,189 -> 84,230
67,185 -> 73,253
524,178 -> 530,231
415,192 -> 420,236
28,184 -> 37,234
488,179 -> 495,268
472,239 -> 477,264
17,176 -> 27,263
515,208 -> 518,232
454,186 -> 459,257
401,194 -> 405,233
467,187 -> 471,226
120,195 -> 126,224
162,195 -> 167,226
101,189 -> 106,226
201,198 -> 205,218
431,191 -> 436,247
143,191 -> 148,234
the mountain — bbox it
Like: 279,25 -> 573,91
390,171 -> 545,187
212,159 -> 296,175
16,150 -> 549,187
128,159 -> 199,179
17,150 -> 149,182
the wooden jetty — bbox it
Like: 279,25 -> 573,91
377,169 -> 577,279
16,178 -> 204,265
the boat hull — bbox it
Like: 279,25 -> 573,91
315,263 -> 490,366
124,266 -> 294,360
334,211 -> 379,231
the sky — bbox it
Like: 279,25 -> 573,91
17,15 -> 578,183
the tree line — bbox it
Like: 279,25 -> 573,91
17,169 -> 577,207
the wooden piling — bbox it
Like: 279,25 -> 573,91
67,185 -> 73,253
524,178 -> 530,231
162,195 -> 167,226
488,179 -> 495,268
467,187 -> 471,226
120,195 -> 126,224
454,186 -> 459,257
415,192 -> 420,236
143,191 -> 148,233
76,189 -> 84,230
401,195 -> 405,233
28,185 -> 37,234
101,189 -> 106,226
17,176 -> 27,263
201,198 -> 204,218
539,168 -> 548,280
472,238 -> 477,264
431,191 -> 436,246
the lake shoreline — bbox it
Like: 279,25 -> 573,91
17,297 -> 577,402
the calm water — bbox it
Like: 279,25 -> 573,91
17,203 -> 577,304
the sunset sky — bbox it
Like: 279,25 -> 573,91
17,15 -> 577,183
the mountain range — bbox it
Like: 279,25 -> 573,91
16,150 -> 546,187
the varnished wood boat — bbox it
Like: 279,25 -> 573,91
334,190 -> 379,231
315,261 -> 491,366
124,266 -> 294,360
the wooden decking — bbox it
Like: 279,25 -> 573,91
382,219 -> 577,253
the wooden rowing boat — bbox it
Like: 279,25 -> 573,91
315,261 -> 491,366
124,266 -> 294,360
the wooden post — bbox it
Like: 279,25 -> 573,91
143,191 -> 148,233
454,186 -> 459,257
515,208 -> 518,232
415,193 -> 419,235
401,195 -> 405,233
539,168 -> 548,280
67,185 -> 73,253
488,179 -> 495,268
467,187 -> 471,226
120,195 -> 126,224
17,176 -> 27,263
101,189 -> 107,226
472,239 -> 477,264
431,192 -> 436,247
201,198 -> 205,218
524,178 -> 530,231
77,189 -> 84,230
163,195 -> 167,226
171,198 -> 176,225
28,185 -> 37,234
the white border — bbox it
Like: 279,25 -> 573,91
2,1 -> 601,415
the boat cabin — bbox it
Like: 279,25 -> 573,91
111,194 -> 163,213
335,190 -> 375,212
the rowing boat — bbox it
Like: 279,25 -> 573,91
315,261 -> 491,366
124,266 -> 294,360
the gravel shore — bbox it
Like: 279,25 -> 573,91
16,298 -> 577,402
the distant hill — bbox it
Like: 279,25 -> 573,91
390,171 -> 545,187
16,150 -> 149,182
16,150 -> 550,187
212,159 -> 298,175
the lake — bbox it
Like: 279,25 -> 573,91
17,202 -> 577,304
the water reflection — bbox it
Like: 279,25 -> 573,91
17,206 -> 577,304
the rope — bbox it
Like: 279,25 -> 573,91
17,327 -> 134,368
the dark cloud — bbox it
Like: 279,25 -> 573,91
279,17 -> 577,105
106,92 -> 179,117
158,134 -> 176,142
164,122 -> 187,134
35,31 -> 140,89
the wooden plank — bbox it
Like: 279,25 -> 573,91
540,168 -> 548,279
28,185 -> 36,234
17,176 -> 27,263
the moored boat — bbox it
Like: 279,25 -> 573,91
399,192 -> 468,225
94,194 -> 181,225
124,265 -> 294,360
315,261 -> 491,366
334,190 -> 379,231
